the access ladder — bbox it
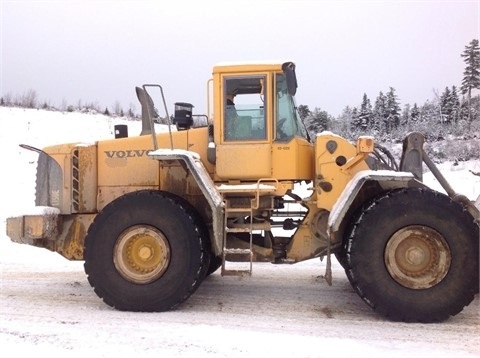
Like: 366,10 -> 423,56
217,180 -> 278,276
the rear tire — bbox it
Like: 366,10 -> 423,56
345,188 -> 478,322
84,190 -> 209,311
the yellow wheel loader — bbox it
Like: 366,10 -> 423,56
6,61 -> 479,322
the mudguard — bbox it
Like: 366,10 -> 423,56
327,170 -> 417,235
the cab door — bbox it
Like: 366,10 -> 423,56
215,74 -> 272,180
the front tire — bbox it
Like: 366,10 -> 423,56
206,255 -> 222,276
84,190 -> 209,311
345,188 -> 478,322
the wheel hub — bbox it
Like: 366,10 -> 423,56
384,225 -> 451,289
114,225 -> 170,284
138,246 -> 153,260
405,246 -> 425,266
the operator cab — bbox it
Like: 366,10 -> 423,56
211,61 -> 313,181
221,63 -> 308,143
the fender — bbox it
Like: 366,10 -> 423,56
149,149 -> 225,255
327,170 -> 419,235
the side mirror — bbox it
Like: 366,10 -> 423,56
282,62 -> 297,96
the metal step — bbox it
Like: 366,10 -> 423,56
221,252 -> 253,276
224,207 -> 255,213
222,196 -> 254,277
221,269 -> 252,277
217,182 -> 277,194
226,227 -> 251,233
225,222 -> 270,233
222,248 -> 253,276
224,248 -> 253,255
225,226 -> 264,233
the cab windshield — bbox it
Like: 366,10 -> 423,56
275,73 -> 309,142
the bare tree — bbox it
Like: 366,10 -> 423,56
113,100 -> 123,116
17,89 -> 38,108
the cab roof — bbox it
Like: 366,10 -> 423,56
212,61 -> 295,74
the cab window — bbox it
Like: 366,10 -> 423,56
275,73 -> 308,142
224,76 -> 267,141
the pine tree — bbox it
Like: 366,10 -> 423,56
420,100 -> 442,137
336,106 -> 354,137
373,91 -> 387,134
411,103 -> 420,122
401,103 -> 411,127
440,86 -> 462,124
385,87 -> 401,132
350,107 -> 359,135
304,107 -> 333,137
450,86 -> 461,123
440,86 -> 452,123
461,39 -> 480,122
297,104 -> 311,120
313,108 -> 332,132
358,93 -> 373,131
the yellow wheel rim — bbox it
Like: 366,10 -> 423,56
114,225 -> 170,284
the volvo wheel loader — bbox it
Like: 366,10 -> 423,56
6,61 -> 479,322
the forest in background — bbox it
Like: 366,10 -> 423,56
299,39 -> 480,162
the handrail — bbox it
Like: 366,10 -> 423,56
142,84 -> 173,150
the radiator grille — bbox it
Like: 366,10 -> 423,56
72,149 -> 80,212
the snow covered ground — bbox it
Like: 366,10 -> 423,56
0,107 -> 479,357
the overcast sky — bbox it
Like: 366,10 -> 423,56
1,0 -> 478,117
